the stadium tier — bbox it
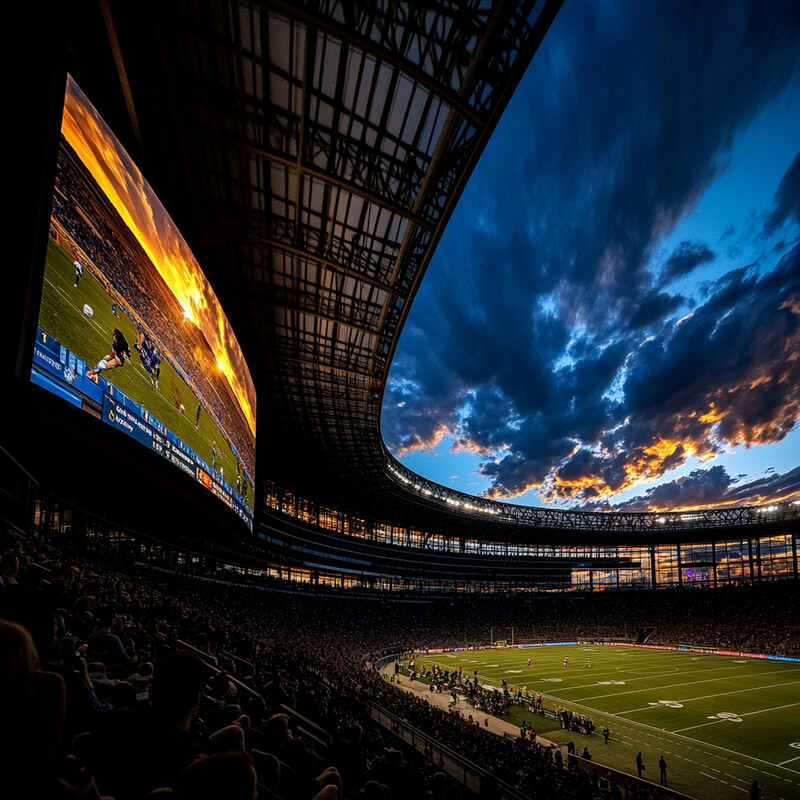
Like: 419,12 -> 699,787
5,2 -> 799,800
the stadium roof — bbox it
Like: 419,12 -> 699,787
58,0 -> 798,545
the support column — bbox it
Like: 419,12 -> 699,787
712,541 -> 718,588
650,547 -> 657,589
755,537 -> 763,583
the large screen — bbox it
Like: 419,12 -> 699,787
30,76 -> 256,528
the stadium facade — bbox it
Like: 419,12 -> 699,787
9,1 -> 799,593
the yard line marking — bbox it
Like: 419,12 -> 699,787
574,672 -> 799,702
584,660 -> 798,685
776,756 -> 800,766
700,772 -> 718,780
673,701 -> 800,733
613,656 -> 793,674
614,680 -> 800,714
542,692 -> 800,773
730,786 -> 747,793
553,658 -> 797,691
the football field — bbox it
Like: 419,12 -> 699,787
424,645 -> 800,800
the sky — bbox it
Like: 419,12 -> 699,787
381,0 -> 800,512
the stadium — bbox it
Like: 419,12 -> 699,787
5,2 -> 799,800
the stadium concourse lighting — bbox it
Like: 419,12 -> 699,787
394,449 -> 795,525
388,459 -> 503,515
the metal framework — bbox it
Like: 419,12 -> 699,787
385,454 -> 800,538
62,1 -> 798,546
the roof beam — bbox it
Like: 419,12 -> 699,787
263,0 -> 487,129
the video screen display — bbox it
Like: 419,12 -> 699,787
31,76 -> 256,528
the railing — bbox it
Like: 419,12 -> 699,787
0,443 -> 40,532
176,639 -> 262,700
368,701 -> 529,800
369,699 -> 696,800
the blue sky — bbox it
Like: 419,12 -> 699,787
381,0 -> 800,511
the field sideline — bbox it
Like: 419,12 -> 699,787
416,644 -> 799,800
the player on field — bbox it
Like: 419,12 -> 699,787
87,328 -> 131,379
235,460 -> 244,494
74,258 -> 83,287
135,329 -> 162,388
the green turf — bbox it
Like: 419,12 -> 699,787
419,645 -> 800,800
36,235 -> 253,510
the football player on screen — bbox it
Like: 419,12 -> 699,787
135,329 -> 162,388
87,328 -> 131,379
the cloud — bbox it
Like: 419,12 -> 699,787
724,464 -> 800,504
592,464 -> 800,512
383,0 -> 800,507
661,241 -> 715,283
625,290 -> 685,330
623,247 -> 800,447
764,151 -> 800,234
545,246 -> 800,505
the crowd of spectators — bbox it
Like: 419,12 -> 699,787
138,545 -> 799,659
2,526 -> 797,800
406,663 -> 514,718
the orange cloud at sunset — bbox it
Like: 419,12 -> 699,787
486,481 -> 540,501
698,404 -> 723,424
61,77 -> 256,437
394,424 -> 450,457
642,490 -> 800,513
452,437 -> 505,458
